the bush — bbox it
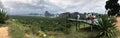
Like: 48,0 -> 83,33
95,15 -> 119,38
0,9 -> 8,24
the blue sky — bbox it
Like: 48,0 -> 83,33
0,0 -> 116,15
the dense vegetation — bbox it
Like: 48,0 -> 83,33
105,0 -> 120,16
7,15 -> 120,38
9,16 -> 75,38
95,15 -> 119,38
7,20 -> 25,38
9,16 -> 97,38
0,9 -> 8,24
10,16 -> 67,32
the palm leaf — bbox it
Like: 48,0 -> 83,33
95,15 -> 119,38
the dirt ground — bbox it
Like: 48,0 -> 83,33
0,26 -> 10,38
116,17 -> 120,30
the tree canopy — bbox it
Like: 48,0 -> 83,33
105,0 -> 120,16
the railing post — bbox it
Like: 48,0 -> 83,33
78,21 -> 80,31
76,21 -> 78,31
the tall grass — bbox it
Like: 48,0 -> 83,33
7,19 -> 25,38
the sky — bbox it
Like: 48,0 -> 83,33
0,0 -> 116,15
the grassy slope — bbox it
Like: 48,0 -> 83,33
7,20 -> 25,38
8,16 -> 98,38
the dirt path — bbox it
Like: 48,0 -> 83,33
116,17 -> 120,30
0,26 -> 10,38
116,17 -> 120,38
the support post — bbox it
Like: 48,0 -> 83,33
76,21 -> 78,31
78,22 -> 80,31
91,24 -> 93,32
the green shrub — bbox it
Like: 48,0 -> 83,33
95,15 -> 119,38
0,9 -> 8,24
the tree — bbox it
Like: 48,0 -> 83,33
105,0 -> 120,16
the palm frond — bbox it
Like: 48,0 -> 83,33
95,15 -> 119,38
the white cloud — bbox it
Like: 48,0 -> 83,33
46,0 -> 86,9
0,0 -> 115,15
1,0 -> 33,4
